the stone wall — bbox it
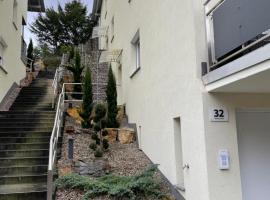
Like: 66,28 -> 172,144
79,39 -> 109,103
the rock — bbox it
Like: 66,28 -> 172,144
104,128 -> 118,143
67,108 -> 83,124
59,165 -> 73,177
116,105 -> 125,125
74,159 -> 111,177
118,128 -> 135,144
66,126 -> 75,134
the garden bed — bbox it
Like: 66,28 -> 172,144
56,113 -> 176,200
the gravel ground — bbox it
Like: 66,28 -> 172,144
56,116 -> 175,200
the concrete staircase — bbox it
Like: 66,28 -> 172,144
0,71 -> 57,200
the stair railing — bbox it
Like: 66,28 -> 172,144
47,88 -> 64,200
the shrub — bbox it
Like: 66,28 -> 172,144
89,142 -> 97,151
79,67 -> 93,128
106,65 -> 119,128
103,139 -> 109,150
43,56 -> 61,71
94,148 -> 103,157
102,130 -> 108,137
66,51 -> 84,99
55,165 -> 166,200
95,138 -> 101,145
93,104 -> 107,123
91,133 -> 98,141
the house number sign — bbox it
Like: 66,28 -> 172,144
209,107 -> 229,122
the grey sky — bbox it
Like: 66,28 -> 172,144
25,0 -> 94,46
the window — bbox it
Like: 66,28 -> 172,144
104,0 -> 108,19
12,0 -> 18,30
130,30 -> 141,78
111,17 -> 115,42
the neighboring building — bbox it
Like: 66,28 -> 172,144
0,0 -> 44,107
92,0 -> 270,200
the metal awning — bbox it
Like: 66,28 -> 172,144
99,49 -> 123,63
92,26 -> 109,38
28,0 -> 45,12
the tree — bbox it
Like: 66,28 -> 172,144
80,67 -> 93,128
58,1 -> 93,45
27,39 -> 34,71
106,66 -> 119,128
31,1 -> 93,52
66,51 -> 84,99
30,8 -> 64,53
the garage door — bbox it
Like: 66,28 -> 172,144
236,110 -> 270,200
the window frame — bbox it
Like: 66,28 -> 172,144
12,0 -> 18,30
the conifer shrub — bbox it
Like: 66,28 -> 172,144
106,66 -> 119,128
66,51 -> 84,99
55,165 -> 166,200
94,148 -> 103,158
102,139 -> 109,150
89,143 -> 97,151
79,67 -> 93,128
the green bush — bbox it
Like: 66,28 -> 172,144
94,148 -> 103,158
80,67 -> 93,128
43,56 -> 61,71
89,142 -> 97,151
106,65 -> 119,128
55,165 -> 166,200
91,133 -> 98,141
95,138 -> 101,145
102,139 -> 109,150
93,104 -> 107,123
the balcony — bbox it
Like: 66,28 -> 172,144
28,0 -> 45,12
203,0 -> 270,93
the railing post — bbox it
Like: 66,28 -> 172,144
47,170 -> 53,200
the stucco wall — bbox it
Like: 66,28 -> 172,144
99,0 -> 210,199
0,0 -> 27,102
202,93 -> 270,200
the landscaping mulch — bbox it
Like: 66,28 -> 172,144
56,115 -> 175,200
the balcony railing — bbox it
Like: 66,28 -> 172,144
205,0 -> 270,71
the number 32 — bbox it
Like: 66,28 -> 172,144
214,109 -> 224,118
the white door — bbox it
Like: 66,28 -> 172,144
236,110 -> 270,200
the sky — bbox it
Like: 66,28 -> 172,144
25,0 -> 94,46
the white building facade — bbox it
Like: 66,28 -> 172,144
0,0 -> 44,106
92,0 -> 270,200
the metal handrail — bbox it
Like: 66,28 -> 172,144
47,91 -> 64,200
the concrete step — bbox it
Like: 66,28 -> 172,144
0,137 -> 50,143
0,127 -> 53,131
0,183 -> 47,200
0,118 -> 54,123
0,122 -> 54,127
0,157 -> 48,167
0,111 -> 55,115
9,107 -> 54,111
0,149 -> 49,157
0,173 -> 48,185
0,131 -> 51,137
0,143 -> 50,151
0,165 -> 48,175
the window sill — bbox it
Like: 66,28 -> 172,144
130,66 -> 141,78
0,65 -> 8,74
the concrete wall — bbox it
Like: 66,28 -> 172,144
202,93 -> 270,200
98,0 -> 210,199
0,0 -> 27,102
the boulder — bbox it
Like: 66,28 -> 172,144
74,159 -> 111,177
67,107 -> 83,124
104,128 -> 118,143
118,128 -> 135,144
58,165 -> 73,177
